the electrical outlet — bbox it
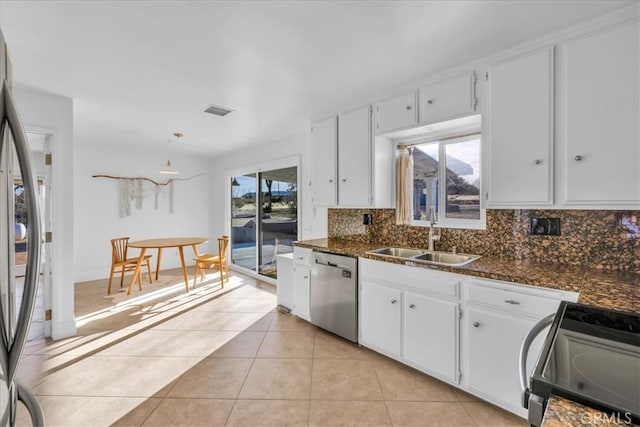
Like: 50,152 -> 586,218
363,213 -> 373,225
530,218 -> 561,236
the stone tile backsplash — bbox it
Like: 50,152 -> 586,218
327,209 -> 640,272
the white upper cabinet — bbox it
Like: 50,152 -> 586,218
338,105 -> 372,206
312,105 -> 392,208
563,20 -> 640,207
310,116 -> 338,206
487,47 -> 554,207
375,90 -> 419,134
311,9 -> 639,210
419,72 -> 477,125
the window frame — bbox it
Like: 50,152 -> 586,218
399,132 -> 486,230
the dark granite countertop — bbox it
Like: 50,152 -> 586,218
295,237 -> 640,426
295,237 -> 639,312
542,396 -> 638,426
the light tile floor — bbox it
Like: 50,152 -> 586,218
16,269 -> 527,426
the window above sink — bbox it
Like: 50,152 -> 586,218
394,114 -> 486,230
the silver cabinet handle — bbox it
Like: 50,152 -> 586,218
303,276 -> 308,279
341,178 -> 347,182
408,304 -> 415,309
472,322 -> 480,327
391,299 -> 397,304
574,155 -> 583,161
406,105 -> 412,110
328,179 -> 334,182
427,99 -> 433,104
505,300 -> 521,305
297,257 -> 304,260
533,159 -> 542,165
519,313 -> 555,404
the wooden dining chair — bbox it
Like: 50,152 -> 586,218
108,237 -> 153,294
193,235 -> 230,288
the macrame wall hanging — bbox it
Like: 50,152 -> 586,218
92,174 -> 205,217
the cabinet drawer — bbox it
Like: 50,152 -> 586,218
465,279 -> 565,317
360,258 -> 460,298
293,247 -> 313,267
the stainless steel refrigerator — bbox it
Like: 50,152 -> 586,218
0,28 -> 45,426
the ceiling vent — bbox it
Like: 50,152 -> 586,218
203,104 -> 234,117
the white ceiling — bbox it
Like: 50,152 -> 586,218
0,1 -> 634,156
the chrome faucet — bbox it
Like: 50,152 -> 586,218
428,206 -> 440,251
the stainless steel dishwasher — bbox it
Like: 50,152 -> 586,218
310,251 -> 358,342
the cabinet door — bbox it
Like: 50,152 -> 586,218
360,281 -> 402,358
564,21 -> 640,206
420,72 -> 476,125
487,47 -> 554,206
338,105 -> 372,206
294,265 -> 310,320
276,255 -> 295,311
404,292 -> 459,383
465,306 -> 548,415
311,116 -> 338,206
375,91 -> 418,134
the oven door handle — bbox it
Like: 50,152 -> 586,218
519,313 -> 555,403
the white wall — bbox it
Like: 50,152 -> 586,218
209,130 -> 327,249
14,86 -> 75,339
74,143 -> 212,282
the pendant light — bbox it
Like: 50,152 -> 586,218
160,132 -> 182,175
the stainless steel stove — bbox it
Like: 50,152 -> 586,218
521,301 -> 639,426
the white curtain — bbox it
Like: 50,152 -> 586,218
396,147 -> 414,225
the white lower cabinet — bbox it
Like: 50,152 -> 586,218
359,258 -> 579,418
360,280 -> 402,358
359,259 -> 461,383
276,253 -> 294,311
463,306 -> 544,416
404,291 -> 459,383
461,278 -> 579,417
292,247 -> 312,321
294,266 -> 310,321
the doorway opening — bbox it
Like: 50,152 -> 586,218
14,131 -> 51,341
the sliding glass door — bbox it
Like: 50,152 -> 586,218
230,173 -> 257,272
258,167 -> 297,278
230,165 -> 298,279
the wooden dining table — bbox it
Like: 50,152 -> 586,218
127,237 -> 209,294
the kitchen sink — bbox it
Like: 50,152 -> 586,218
366,247 -> 481,267
368,247 -> 426,258
412,252 -> 481,266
